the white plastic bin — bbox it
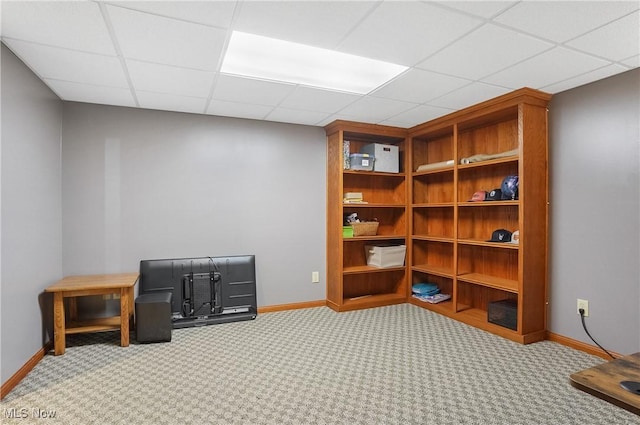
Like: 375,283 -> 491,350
349,153 -> 374,171
365,245 -> 406,268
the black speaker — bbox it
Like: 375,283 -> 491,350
135,292 -> 172,343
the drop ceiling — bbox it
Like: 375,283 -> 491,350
1,1 -> 638,128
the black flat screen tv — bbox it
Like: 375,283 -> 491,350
138,255 -> 257,328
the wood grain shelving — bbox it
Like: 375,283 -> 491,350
326,121 -> 408,312
408,88 -> 551,344
326,88 -> 551,344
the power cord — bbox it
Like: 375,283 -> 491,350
578,308 -> 616,360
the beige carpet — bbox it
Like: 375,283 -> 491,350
2,304 -> 638,424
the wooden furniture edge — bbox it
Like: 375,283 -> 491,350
569,352 -> 640,416
569,378 -> 640,416
257,300 -> 326,313
408,87 -> 552,136
324,119 -> 408,137
546,331 -> 622,360
1,341 -> 53,400
47,274 -> 137,355
44,273 -> 139,292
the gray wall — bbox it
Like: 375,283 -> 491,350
61,103 -> 327,308
2,40 -> 639,388
549,68 -> 640,354
1,45 -> 63,383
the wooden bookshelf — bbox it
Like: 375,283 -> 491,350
408,88 -> 551,344
325,88 -> 551,344
325,121 -> 408,312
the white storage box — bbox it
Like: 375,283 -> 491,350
365,245 -> 406,268
349,153 -> 374,171
361,143 -> 399,173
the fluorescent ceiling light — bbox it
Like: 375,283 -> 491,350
221,31 -> 408,94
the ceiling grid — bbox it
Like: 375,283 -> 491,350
1,0 -> 637,127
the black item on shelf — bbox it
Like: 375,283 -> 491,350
487,229 -> 513,243
501,175 -> 519,200
488,299 -> 518,330
344,212 -> 358,225
486,188 -> 502,201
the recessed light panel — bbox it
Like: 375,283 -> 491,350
221,31 -> 408,94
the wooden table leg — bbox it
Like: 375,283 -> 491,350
53,292 -> 65,355
128,286 -> 135,330
120,287 -> 129,347
128,286 -> 134,315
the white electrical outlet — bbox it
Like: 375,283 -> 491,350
312,271 -> 320,283
577,299 -> 589,317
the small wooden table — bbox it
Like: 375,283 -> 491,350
570,352 -> 640,415
45,273 -> 139,355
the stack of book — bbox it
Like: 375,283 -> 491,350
343,192 -> 368,204
411,282 -> 451,304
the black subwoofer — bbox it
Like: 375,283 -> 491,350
135,292 -> 172,343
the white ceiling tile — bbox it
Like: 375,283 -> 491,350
494,1 -> 639,43
483,47 -> 613,89
213,75 -> 296,106
317,112 -> 378,127
136,91 -> 207,114
3,39 -> 128,88
417,23 -> 554,80
338,2 -> 483,66
621,55 -> 640,68
106,5 -> 226,70
206,100 -> 273,121
1,1 -> 115,55
376,119 -> 413,129
316,115 -> 342,127
337,96 -> 418,123
279,87 -> 360,113
44,80 -> 135,107
265,108 -> 331,126
383,104 -> 456,128
541,64 -> 631,94
372,69 -> 471,103
127,60 -> 215,98
233,1 -> 377,49
566,11 -> 640,61
104,1 -> 236,28
428,82 -> 510,110
436,1 -> 518,19
2,1 -> 634,126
